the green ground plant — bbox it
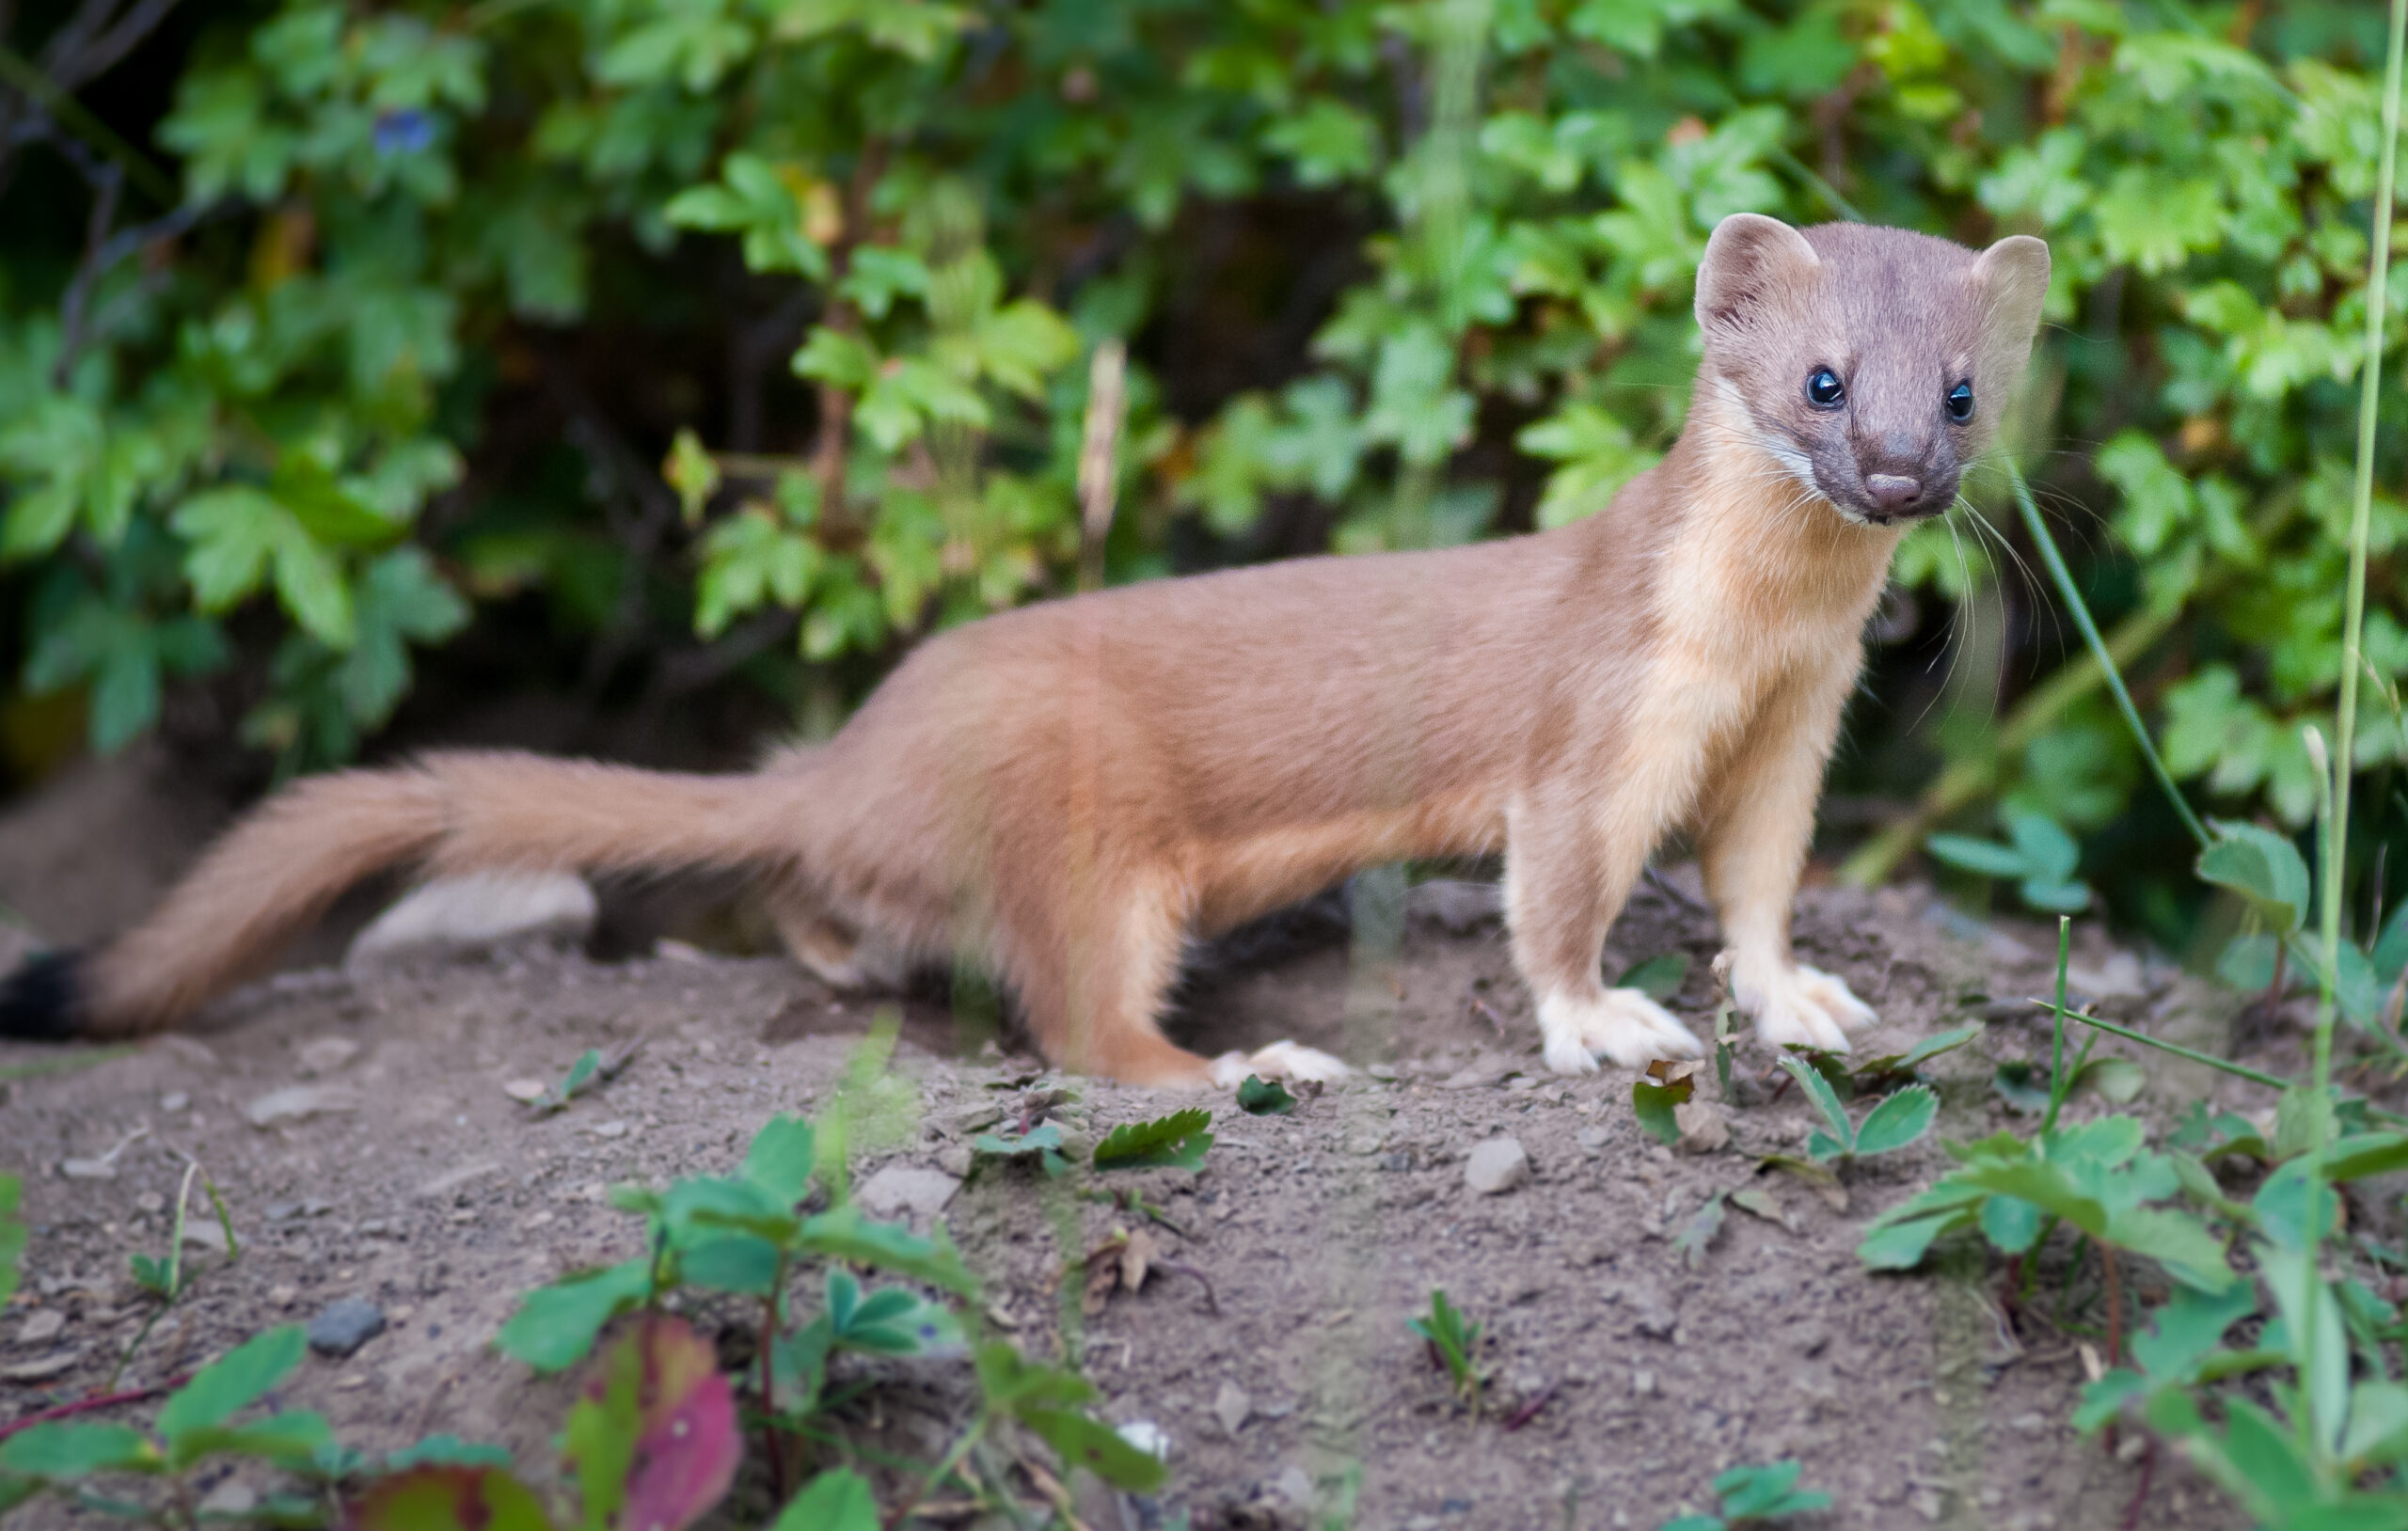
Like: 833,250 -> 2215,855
1408,1287 -> 1485,1415
0,1090 -> 1191,1525
1657,1460 -> 1831,1531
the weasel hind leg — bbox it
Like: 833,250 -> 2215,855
768,886 -> 911,991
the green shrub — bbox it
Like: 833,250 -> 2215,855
0,0 -> 2399,916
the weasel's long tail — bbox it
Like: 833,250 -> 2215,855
0,750 -> 792,1040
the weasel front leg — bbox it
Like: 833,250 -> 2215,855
1507,777 -> 1706,1075
1698,657 -> 1876,1052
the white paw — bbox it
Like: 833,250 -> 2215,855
1207,1040 -> 1352,1089
1536,988 -> 1705,1073
1735,961 -> 1876,1052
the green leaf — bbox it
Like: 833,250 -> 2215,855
495,1257 -> 652,1373
1857,1210 -> 1965,1270
2197,822 -> 2312,938
1979,1193 -> 2046,1255
1616,952 -> 1688,1000
2004,808 -> 2082,883
741,1114 -> 817,1204
1924,832 -> 2031,878
794,1205 -> 978,1296
1992,1061 -> 2052,1113
771,1470 -> 879,1531
1631,1077 -> 1690,1146
974,1341 -> 1098,1413
351,1467 -> 552,1531
973,1122 -> 1065,1158
1020,1409 -> 1168,1492
0,1424 -> 159,1479
159,1325 -> 308,1441
1092,1108 -> 1214,1172
2325,1131 -> 2408,1182
386,1436 -> 514,1472
1775,1055 -> 1853,1151
2100,1207 -> 2235,1291
1853,1085 -> 1937,1157
168,1411 -> 337,1472
2343,1381 -> 2408,1469
1236,1075 -> 1295,1115
1853,1024 -> 1984,1086
0,1175 -> 23,1313
1713,1459 -> 1830,1519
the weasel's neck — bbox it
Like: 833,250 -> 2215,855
1655,382 -> 1904,653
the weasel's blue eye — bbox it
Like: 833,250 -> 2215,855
1945,381 -> 1974,421
1805,369 -> 1845,408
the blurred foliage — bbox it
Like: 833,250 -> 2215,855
0,0 -> 2400,934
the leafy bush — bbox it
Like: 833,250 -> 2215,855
0,0 -> 2399,923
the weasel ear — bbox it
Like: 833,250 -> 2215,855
1969,234 -> 2051,378
1694,213 -> 1820,333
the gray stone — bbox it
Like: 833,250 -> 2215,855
294,1036 -> 359,1077
347,872 -> 595,968
1463,1136 -> 1529,1195
857,1165 -> 960,1222
246,1084 -> 360,1129
1673,1100 -> 1730,1155
307,1299 -> 386,1358
1213,1379 -> 1252,1436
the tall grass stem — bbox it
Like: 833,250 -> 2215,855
2007,464 -> 2208,850
2317,0 -> 2407,1133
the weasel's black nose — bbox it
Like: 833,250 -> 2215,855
1865,475 -> 1923,513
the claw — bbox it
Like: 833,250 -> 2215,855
1735,961 -> 1876,1052
1538,988 -> 1704,1072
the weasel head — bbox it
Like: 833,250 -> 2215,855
1692,214 -> 2050,529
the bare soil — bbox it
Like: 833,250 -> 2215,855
0,841 -> 2298,1531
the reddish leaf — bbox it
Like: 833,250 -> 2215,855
570,1317 -> 739,1531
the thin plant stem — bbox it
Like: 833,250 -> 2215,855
2318,0 -> 2407,1134
2007,464 -> 2209,850
2300,1 -> 2404,1466
2018,1001 -> 2291,1092
2042,916 -> 2073,1133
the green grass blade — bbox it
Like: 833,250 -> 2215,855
2319,0 -> 2407,1119
2006,462 -> 2208,850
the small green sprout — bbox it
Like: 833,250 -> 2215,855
1409,1288 -> 1484,1413
1659,1460 -> 1832,1529
1774,1057 -> 1935,1165
1236,1075 -> 1295,1114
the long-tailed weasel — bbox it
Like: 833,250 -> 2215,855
0,215 -> 2047,1089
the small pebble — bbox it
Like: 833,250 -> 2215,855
1463,1136 -> 1530,1195
856,1165 -> 960,1221
307,1299 -> 387,1358
294,1036 -> 359,1076
1214,1379 -> 1252,1436
197,1482 -> 257,1516
17,1310 -> 64,1344
160,1093 -> 189,1113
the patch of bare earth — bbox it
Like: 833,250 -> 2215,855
0,875 -> 2277,1530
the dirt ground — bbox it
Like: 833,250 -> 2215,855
0,814 -> 2308,1531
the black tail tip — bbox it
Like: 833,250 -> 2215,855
0,951 -> 87,1041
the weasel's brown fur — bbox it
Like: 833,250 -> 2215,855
11,215 -> 2050,1087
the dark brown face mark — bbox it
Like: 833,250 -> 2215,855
1692,216 -> 2051,529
